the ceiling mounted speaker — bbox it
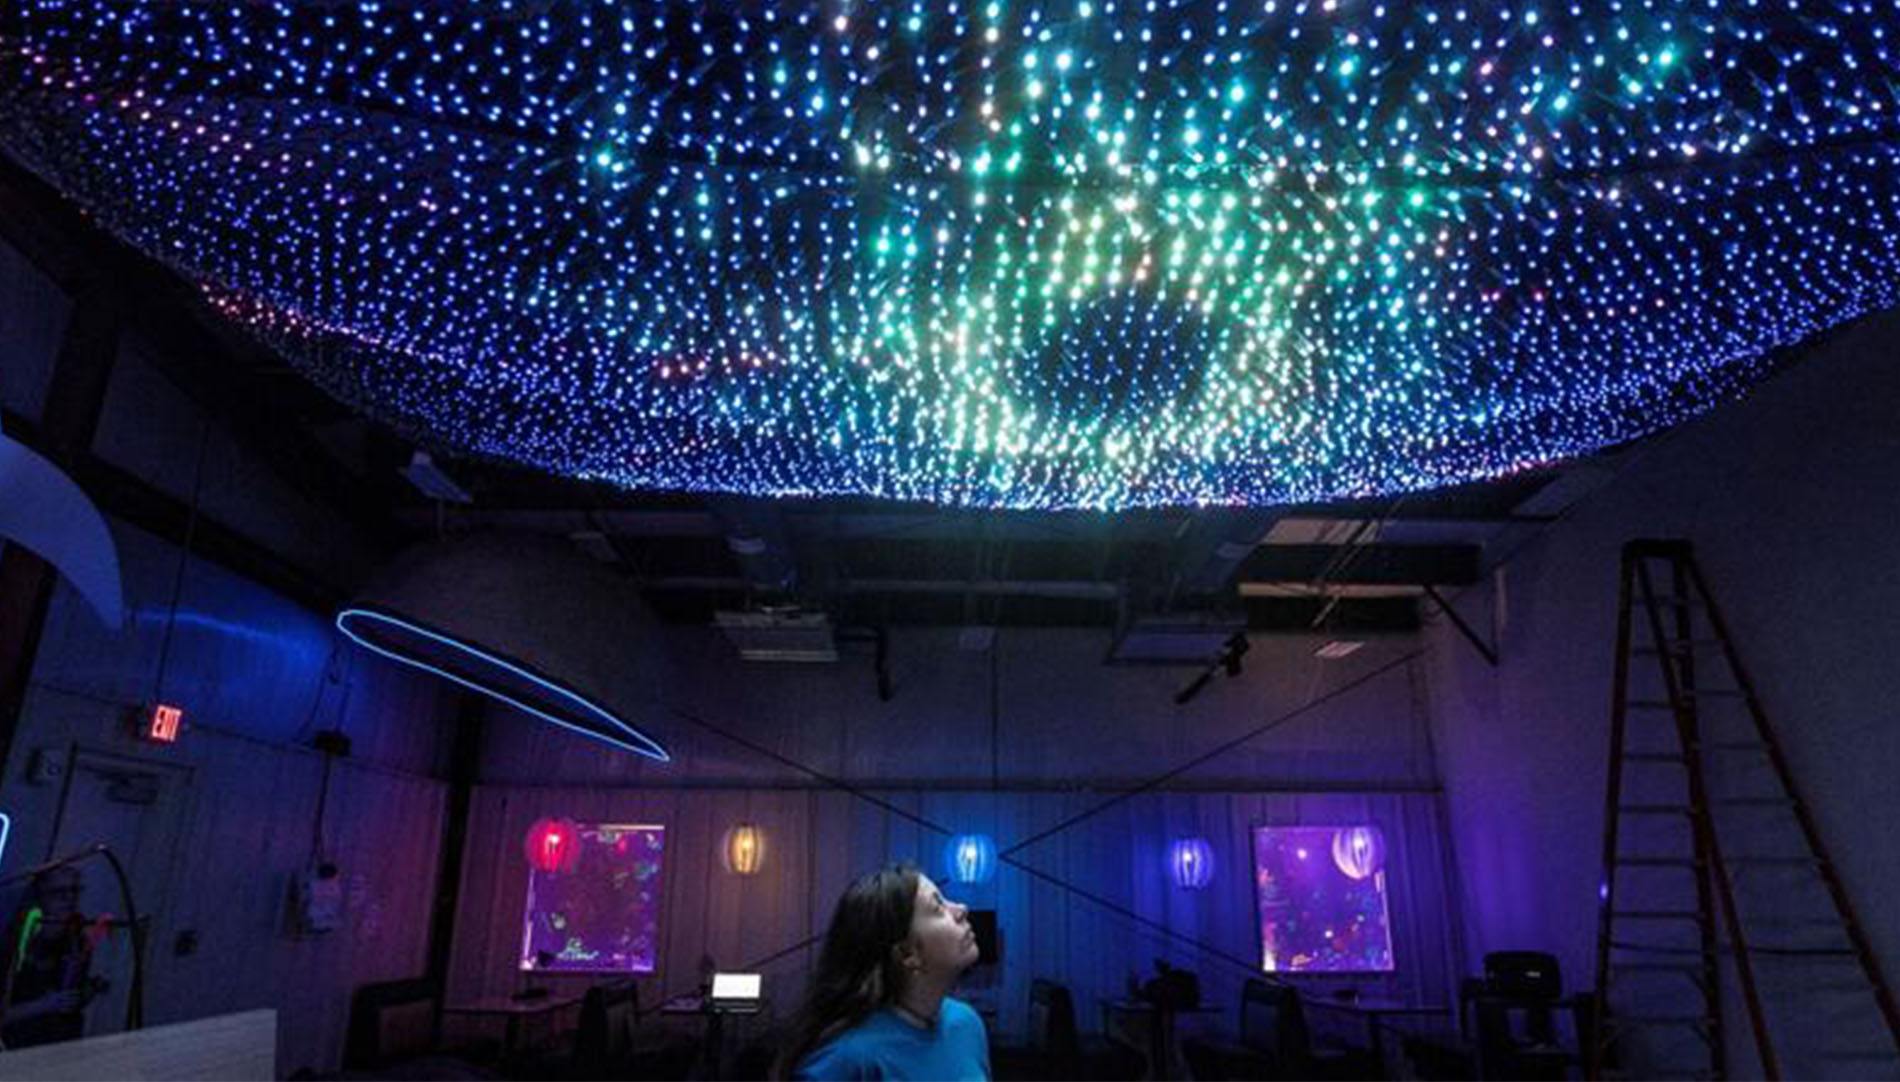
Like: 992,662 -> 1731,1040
337,531 -> 671,761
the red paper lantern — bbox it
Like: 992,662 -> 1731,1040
524,817 -> 582,875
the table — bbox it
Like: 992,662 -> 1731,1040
442,991 -> 583,1056
0,1008 -> 275,1081
1104,999 -> 1225,1081
1301,996 -> 1451,1077
659,993 -> 768,1079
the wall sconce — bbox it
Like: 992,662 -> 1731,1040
1170,836 -> 1216,890
944,834 -> 997,885
524,817 -> 581,875
1330,826 -> 1386,881
723,823 -> 765,875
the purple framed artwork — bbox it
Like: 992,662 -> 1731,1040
1252,825 -> 1395,973
519,822 -> 665,972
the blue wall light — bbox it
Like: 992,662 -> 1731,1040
1169,836 -> 1216,890
336,607 -> 670,762
944,833 -> 997,885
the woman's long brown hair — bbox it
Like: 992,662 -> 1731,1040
774,863 -> 921,1079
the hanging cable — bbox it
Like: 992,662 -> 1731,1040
149,420 -> 213,709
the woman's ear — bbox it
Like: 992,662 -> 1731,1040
892,940 -> 922,971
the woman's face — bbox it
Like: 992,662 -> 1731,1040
903,873 -> 979,977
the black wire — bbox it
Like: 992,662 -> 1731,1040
93,846 -> 144,1032
311,752 -> 334,868
150,421 -> 212,707
1002,647 -> 1423,860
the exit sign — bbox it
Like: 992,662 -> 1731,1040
140,703 -> 184,744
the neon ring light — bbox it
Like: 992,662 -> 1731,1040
336,607 -> 669,762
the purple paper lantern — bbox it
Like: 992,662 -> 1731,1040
1330,826 -> 1386,881
1170,837 -> 1216,890
945,834 -> 997,885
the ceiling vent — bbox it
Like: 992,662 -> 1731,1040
715,609 -> 838,662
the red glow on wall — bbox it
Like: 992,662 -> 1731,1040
524,817 -> 582,875
144,703 -> 184,743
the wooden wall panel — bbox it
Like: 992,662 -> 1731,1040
450,786 -> 1463,1048
4,525 -> 451,1076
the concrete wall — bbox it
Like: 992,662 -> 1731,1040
1424,309 -> 1900,1077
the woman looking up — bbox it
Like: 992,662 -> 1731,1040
778,863 -> 988,1080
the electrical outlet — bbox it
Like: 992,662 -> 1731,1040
25,748 -> 64,786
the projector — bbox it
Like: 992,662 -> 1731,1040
1109,615 -> 1248,665
715,610 -> 838,662
399,451 -> 473,504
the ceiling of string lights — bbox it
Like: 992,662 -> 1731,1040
3,2 -> 1897,510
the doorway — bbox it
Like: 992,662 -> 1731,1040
45,746 -> 194,1038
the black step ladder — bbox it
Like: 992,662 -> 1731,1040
1590,540 -> 1900,1080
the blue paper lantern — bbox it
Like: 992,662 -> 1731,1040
944,834 -> 997,885
1170,837 -> 1216,890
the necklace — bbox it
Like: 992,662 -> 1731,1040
891,1002 -> 938,1029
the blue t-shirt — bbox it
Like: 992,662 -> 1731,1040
793,997 -> 990,1081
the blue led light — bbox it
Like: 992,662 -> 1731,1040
334,608 -> 670,762
4,3 -> 1899,509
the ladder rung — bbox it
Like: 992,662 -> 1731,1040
1713,797 -> 1795,807
1612,910 -> 1704,921
1611,940 -> 1711,957
1639,638 -> 1726,652
1611,961 -> 1708,973
1609,1013 -> 1717,1026
1727,856 -> 1826,867
1748,946 -> 1858,958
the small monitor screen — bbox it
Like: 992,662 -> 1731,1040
711,972 -> 762,1001
1252,825 -> 1395,973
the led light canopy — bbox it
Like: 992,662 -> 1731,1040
4,3 -> 1899,509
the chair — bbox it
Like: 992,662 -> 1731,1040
1027,979 -> 1147,1081
570,982 -> 698,1081
345,978 -> 442,1070
343,978 -> 496,1080
572,982 -> 640,1078
1180,979 -> 1377,1081
1465,952 -> 1576,1081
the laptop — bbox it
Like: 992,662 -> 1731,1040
709,972 -> 764,1014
